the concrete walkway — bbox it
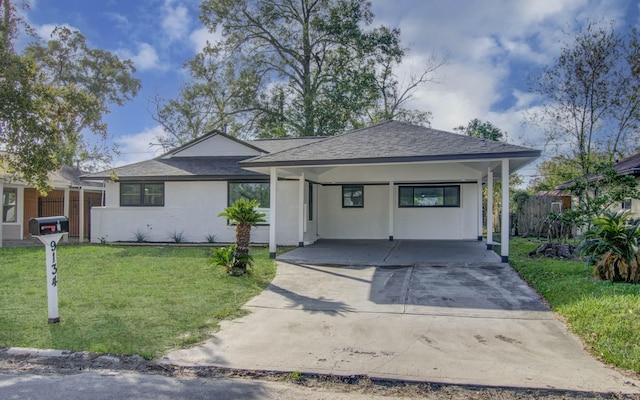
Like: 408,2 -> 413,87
162,253 -> 640,393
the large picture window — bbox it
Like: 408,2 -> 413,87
342,185 -> 363,208
120,183 -> 164,206
2,188 -> 17,222
228,182 -> 270,223
399,185 -> 460,207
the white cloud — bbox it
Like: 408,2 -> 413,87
162,0 -> 191,41
114,126 -> 166,166
370,0 -> 630,151
189,27 -> 222,53
118,43 -> 165,71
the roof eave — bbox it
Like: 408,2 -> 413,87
80,174 -> 267,182
239,150 -> 542,168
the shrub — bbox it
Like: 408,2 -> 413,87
579,211 -> 640,283
210,245 -> 254,276
132,229 -> 149,243
168,230 -> 187,243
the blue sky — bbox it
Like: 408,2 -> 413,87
23,0 -> 640,181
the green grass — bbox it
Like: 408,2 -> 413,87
509,238 -> 640,372
0,245 -> 276,359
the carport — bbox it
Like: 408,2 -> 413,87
277,239 -> 502,265
240,121 -> 541,263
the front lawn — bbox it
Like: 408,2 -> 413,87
509,238 -> 640,372
0,245 -> 276,359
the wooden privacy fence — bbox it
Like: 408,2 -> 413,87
38,192 -> 103,239
515,195 -> 572,238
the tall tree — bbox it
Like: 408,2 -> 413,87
24,26 -> 142,169
0,0 -> 65,190
454,118 -> 505,141
153,0 -> 442,148
528,20 -> 640,177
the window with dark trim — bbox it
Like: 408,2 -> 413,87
120,183 -> 164,206
342,185 -> 363,208
622,198 -> 632,210
2,187 -> 17,222
399,185 -> 460,207
308,182 -> 313,221
228,182 -> 270,224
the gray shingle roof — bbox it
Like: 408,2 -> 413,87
241,121 -> 540,167
82,156 -> 265,181
248,137 -> 326,153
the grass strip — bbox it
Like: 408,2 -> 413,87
509,238 -> 640,372
0,245 -> 276,359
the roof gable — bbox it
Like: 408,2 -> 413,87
164,131 -> 265,158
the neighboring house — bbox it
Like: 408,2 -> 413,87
555,153 -> 640,217
82,121 -> 540,262
1,164 -> 104,245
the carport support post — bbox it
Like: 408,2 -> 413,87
477,177 -> 482,241
269,167 -> 277,259
78,187 -> 85,243
388,181 -> 394,241
486,168 -> 493,250
501,159 -> 510,263
298,173 -> 304,247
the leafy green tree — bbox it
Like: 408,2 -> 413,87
0,0 -> 67,190
153,0 -> 442,148
218,198 -> 266,276
454,118 -> 504,141
24,26 -> 141,169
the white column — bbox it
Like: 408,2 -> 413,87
269,167 -> 277,259
17,187 -> 24,240
486,168 -> 493,250
78,188 -> 85,243
477,177 -> 483,241
63,188 -> 70,242
298,173 -> 304,247
0,181 -> 4,247
388,181 -> 394,241
501,159 -> 510,263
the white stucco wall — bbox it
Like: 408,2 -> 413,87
91,180 -> 299,245
395,183 -> 478,240
318,185 -> 389,239
316,183 -> 479,240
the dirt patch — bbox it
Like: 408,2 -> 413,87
0,348 -> 636,399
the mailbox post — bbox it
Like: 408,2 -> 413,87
29,216 -> 69,324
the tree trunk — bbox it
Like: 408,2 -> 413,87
233,222 -> 252,274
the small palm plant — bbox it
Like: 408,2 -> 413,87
578,211 -> 640,283
218,198 -> 266,276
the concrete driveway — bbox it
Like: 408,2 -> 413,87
162,241 -> 640,394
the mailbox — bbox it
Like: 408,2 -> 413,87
29,216 -> 69,236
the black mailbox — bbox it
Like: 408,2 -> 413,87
29,216 -> 69,236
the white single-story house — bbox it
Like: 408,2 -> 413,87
82,121 -> 540,262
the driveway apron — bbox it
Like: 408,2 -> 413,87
162,241 -> 640,394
